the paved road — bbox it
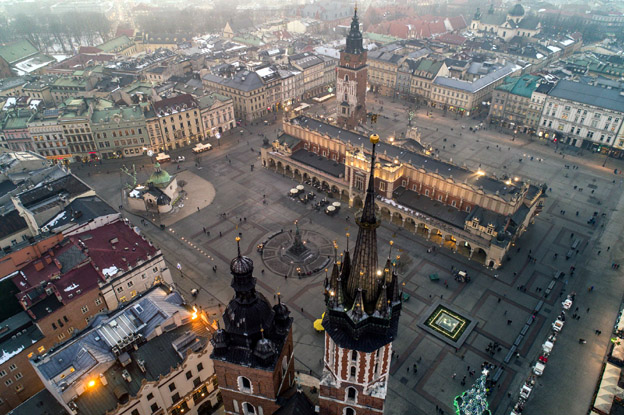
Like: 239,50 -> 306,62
75,98 -> 624,415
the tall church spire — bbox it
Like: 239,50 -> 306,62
346,134 -> 381,311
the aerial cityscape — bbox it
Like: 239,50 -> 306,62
0,0 -> 623,414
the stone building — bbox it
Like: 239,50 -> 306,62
30,286 -> 220,415
90,105 -> 150,159
261,115 -> 544,269
537,79 -> 624,154
336,8 -> 368,130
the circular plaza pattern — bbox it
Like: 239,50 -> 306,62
260,228 -> 334,278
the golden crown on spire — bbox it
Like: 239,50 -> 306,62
370,134 -> 380,144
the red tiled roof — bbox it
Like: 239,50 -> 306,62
75,220 -> 158,279
153,93 -> 198,114
447,16 -> 467,31
79,46 -> 103,54
437,33 -> 467,45
53,263 -> 101,303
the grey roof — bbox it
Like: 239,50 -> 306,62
18,174 -> 91,209
33,286 -> 194,403
8,388 -> 68,415
0,209 -> 28,240
369,51 -> 403,64
392,187 -> 469,228
0,311 -> 44,363
289,52 -> 324,69
43,196 -> 117,231
74,323 -> 208,415
277,133 -> 302,148
433,63 -> 520,93
291,116 -> 525,201
547,80 -> 624,113
203,70 -> 264,92
290,149 -> 344,178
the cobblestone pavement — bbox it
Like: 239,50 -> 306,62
75,99 -> 624,415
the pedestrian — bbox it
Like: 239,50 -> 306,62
504,310 -> 507,315
197,207 -> 200,212
452,373 -> 457,379
497,297 -> 501,303
203,227 -> 206,233
587,308 -> 590,312
507,319 -> 512,325
219,231 -> 222,237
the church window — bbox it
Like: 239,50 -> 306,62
344,408 -> 356,415
351,350 -> 357,361
345,75 -> 349,82
238,376 -> 252,393
350,366 -> 356,379
347,387 -> 357,402
243,403 -> 256,415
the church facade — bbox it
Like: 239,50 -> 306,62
470,2 -> 541,42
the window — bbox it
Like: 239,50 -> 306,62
147,393 -> 154,400
424,189 -> 429,196
193,377 -> 201,388
197,363 -> 204,372
238,376 -> 252,393
347,386 -> 357,401
0,370 -> 6,378
81,305 -> 89,314
116,286 -> 124,293
186,371 -> 192,380
9,364 -> 16,372
4,379 -> 12,386
127,281 -> 134,288
52,322 -> 57,330
350,366 -> 356,378
243,403 -> 256,415
150,403 -> 159,412
169,382 -> 177,392
351,350 -> 357,361
345,408 -> 355,415
131,410 -> 140,415
58,333 -> 65,341
95,298 -> 102,306
172,392 -> 180,403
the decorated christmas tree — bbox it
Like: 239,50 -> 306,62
454,369 -> 492,415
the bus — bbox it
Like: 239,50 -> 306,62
192,143 -> 213,153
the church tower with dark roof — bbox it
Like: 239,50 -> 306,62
211,237 -> 302,415
319,134 -> 402,415
336,6 -> 367,130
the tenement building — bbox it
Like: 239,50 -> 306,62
537,79 -> 624,155
261,115 -> 543,268
30,286 -> 220,415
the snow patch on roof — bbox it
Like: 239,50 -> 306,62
0,346 -> 25,365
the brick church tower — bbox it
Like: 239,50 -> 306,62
211,237 -> 311,415
336,7 -> 367,130
319,134 -> 402,415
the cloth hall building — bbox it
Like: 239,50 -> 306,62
261,115 -> 543,269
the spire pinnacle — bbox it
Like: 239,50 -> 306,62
236,236 -> 241,257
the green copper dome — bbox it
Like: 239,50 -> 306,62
147,163 -> 172,188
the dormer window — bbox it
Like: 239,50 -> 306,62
472,219 -> 479,228
487,224 -> 495,235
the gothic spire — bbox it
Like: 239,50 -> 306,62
346,134 -> 381,311
345,5 -> 364,55
375,283 -> 389,317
